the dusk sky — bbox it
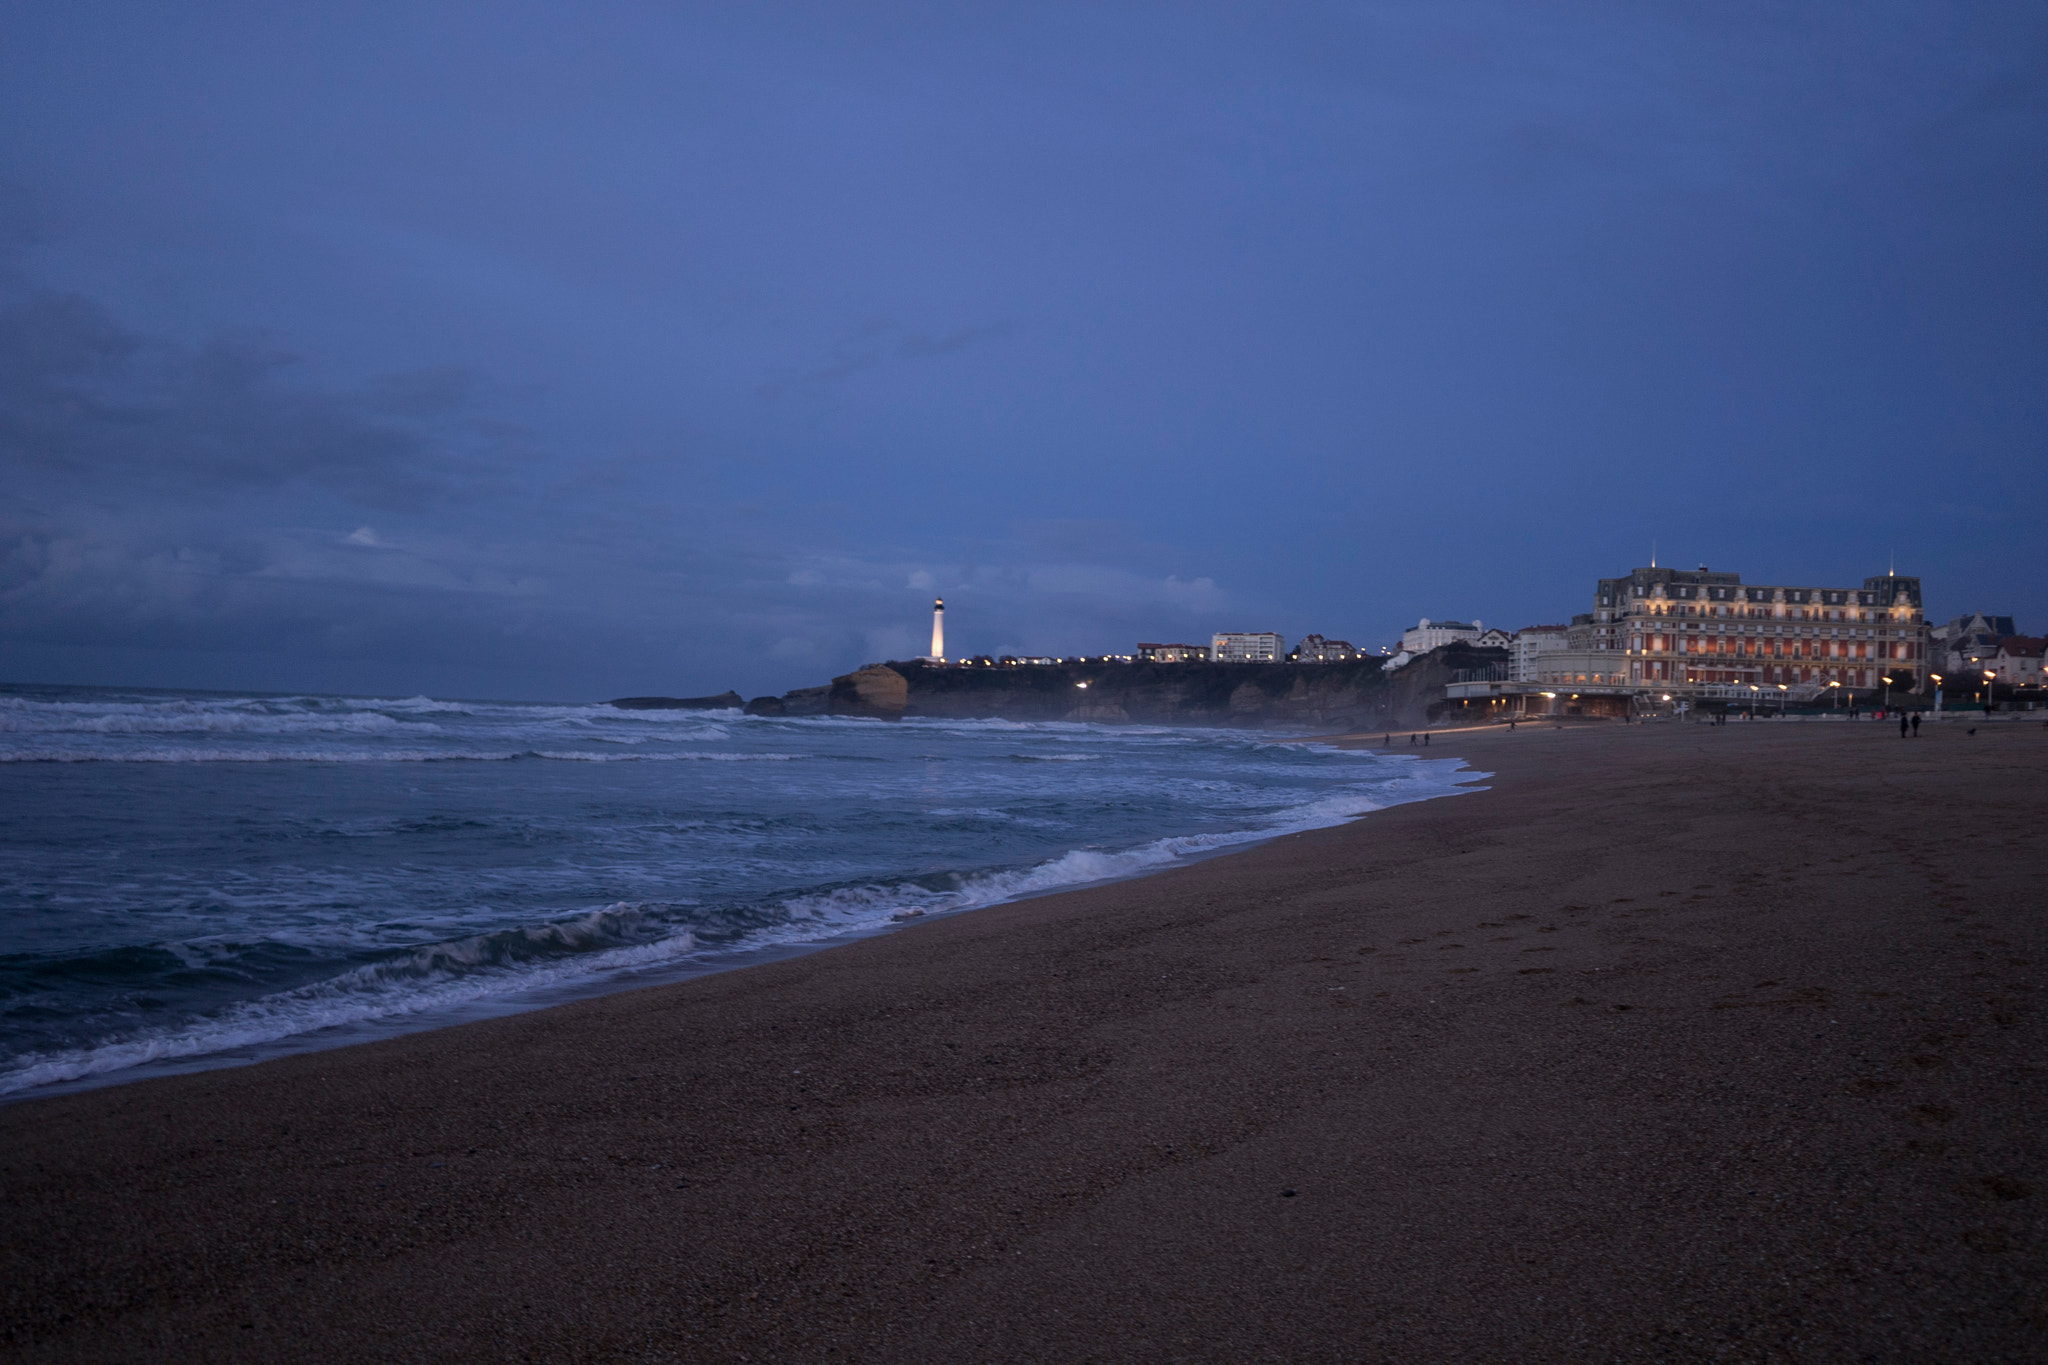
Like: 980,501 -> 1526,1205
3,2 -> 2044,701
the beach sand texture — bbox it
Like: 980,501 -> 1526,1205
3,721 -> 2044,1362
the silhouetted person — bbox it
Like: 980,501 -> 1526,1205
1423,732 -> 1430,746
1911,713 -> 1921,736
1408,733 -> 1416,746
1900,713 -> 1909,738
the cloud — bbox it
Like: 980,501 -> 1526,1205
0,282 -> 1253,696
0,287 -> 515,512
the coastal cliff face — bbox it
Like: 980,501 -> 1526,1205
743,647 -> 1505,730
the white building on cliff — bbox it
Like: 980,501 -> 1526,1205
1212,631 -> 1285,662
1399,619 -> 1485,653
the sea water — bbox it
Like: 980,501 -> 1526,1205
0,684 -> 1475,1098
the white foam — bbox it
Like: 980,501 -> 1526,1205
0,907 -> 700,1095
710,759 -> 1485,954
0,747 -> 808,764
0,705 -> 436,737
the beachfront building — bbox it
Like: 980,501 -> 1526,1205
1136,642 -> 1211,662
1399,619 -> 1484,653
1952,635 -> 2044,686
1509,626 -> 1569,681
1290,634 -> 1361,663
1935,614 -> 2026,676
1527,651 -> 1632,688
1594,566 -> 1929,699
1933,612 -> 2016,659
1990,638 -> 2045,686
1211,631 -> 1285,662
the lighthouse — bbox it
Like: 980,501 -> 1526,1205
929,598 -> 945,662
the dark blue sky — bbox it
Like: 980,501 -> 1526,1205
3,2 -> 2043,700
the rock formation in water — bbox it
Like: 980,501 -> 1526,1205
609,691 -> 744,711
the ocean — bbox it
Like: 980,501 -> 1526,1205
0,684 -> 1476,1099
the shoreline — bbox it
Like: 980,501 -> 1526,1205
5,721 -> 2043,1361
1,734 -> 1478,1105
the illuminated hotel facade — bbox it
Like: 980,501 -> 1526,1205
1590,567 -> 1929,697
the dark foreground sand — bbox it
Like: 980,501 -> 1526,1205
4,721 -> 2045,1363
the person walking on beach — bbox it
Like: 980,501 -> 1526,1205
1901,713 -> 1910,738
1911,713 -> 1921,737
1424,732 -> 1430,746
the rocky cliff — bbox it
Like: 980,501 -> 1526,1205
740,647 -> 1504,731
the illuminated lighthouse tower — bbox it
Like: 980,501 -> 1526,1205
927,598 -> 945,662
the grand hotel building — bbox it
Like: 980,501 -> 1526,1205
1587,567 -> 1929,696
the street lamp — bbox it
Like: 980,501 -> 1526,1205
1931,672 -> 1943,721
1882,675 -> 1893,711
1985,668 -> 1997,713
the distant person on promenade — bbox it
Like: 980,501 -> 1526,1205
1901,713 -> 1910,738
1911,713 -> 1922,736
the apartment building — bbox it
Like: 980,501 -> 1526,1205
1589,567 -> 1928,697
1211,632 -> 1285,662
1509,626 -> 1569,682
1136,642 -> 1211,662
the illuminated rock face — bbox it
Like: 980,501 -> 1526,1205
828,664 -> 911,718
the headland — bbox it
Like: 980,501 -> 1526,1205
4,720 -> 2043,1361
732,649 -> 1503,731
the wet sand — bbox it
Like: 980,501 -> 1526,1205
4,720 -> 2044,1362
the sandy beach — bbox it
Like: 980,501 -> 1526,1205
3,719 -> 2044,1363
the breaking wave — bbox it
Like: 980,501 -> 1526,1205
0,906 -> 701,1095
0,682 -> 1483,1100
0,765 -> 1477,1098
